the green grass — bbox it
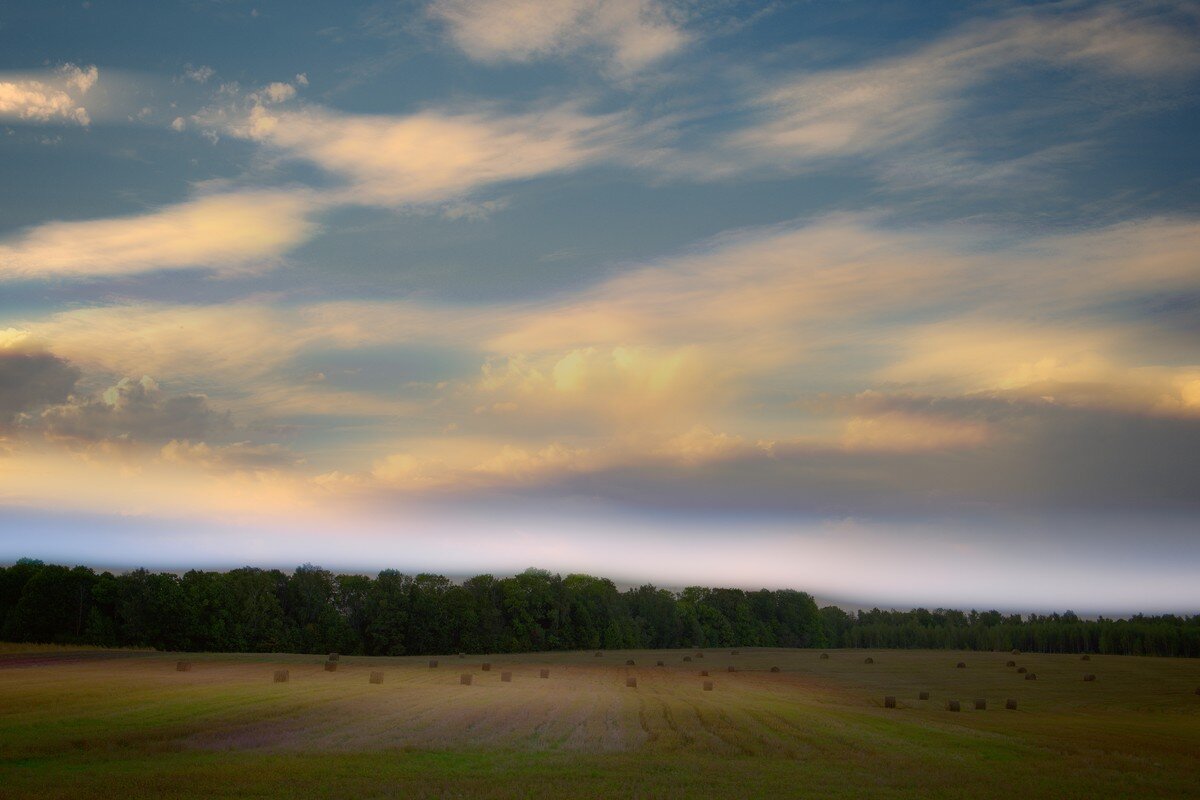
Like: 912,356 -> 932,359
1,646 -> 1197,798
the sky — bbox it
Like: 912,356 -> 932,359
1,0 -> 1198,614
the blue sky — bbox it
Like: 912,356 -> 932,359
1,0 -> 1198,612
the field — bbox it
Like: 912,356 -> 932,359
1,646 -> 1197,799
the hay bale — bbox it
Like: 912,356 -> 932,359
328,653 -> 340,662
946,700 -> 961,712
626,677 -> 637,688
884,696 -> 896,709
501,671 -> 512,682
974,699 -> 986,710
864,657 -> 874,664
595,651 -> 602,657
273,669 -> 290,683
820,653 -> 829,660
1017,666 -> 1028,674
700,670 -> 709,677
459,652 -> 465,658
1081,654 -> 1091,661
175,661 -> 192,672
703,681 -> 714,691
1005,660 -> 1016,667
626,659 -> 635,666
460,674 -> 472,685
656,660 -> 664,667
683,656 -> 692,662
1083,674 -> 1096,682
956,662 -> 966,669
1011,649 -> 1020,655
1025,672 -> 1037,681
540,668 -> 550,679
695,652 -> 704,659
324,661 -> 338,672
770,666 -> 780,673
369,671 -> 384,684
481,663 -> 491,671
428,659 -> 439,668
919,691 -> 930,700
727,666 -> 736,673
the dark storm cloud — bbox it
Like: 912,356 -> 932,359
0,348 -> 79,425
36,376 -> 230,444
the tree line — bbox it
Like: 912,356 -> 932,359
1,559 -> 1196,657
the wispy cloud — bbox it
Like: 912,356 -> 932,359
0,190 -> 319,280
722,5 -> 1200,179
428,0 -> 689,74
205,101 -> 631,207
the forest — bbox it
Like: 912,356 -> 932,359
2,559 -> 1197,657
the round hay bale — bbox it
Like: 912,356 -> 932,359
656,660 -> 664,667
626,659 -> 635,666
595,651 -> 602,657
175,661 -> 192,672
1081,654 -> 1091,661
703,680 -> 714,691
1006,660 -> 1016,667
1025,672 -> 1037,681
369,671 -> 384,684
458,652 -> 465,658
864,657 -> 874,664
1017,666 -> 1028,674
1005,698 -> 1017,710
428,659 -> 439,668
273,669 -> 289,683
626,677 -> 637,688
539,668 -> 550,679
919,691 -> 930,700
700,670 -> 709,677
1011,649 -> 1021,655
946,700 -> 961,712
884,696 -> 896,709
460,674 -> 472,685
727,666 -> 736,673
1083,674 -> 1096,682
324,661 -> 338,672
501,671 -> 512,682
819,653 -> 829,660
481,663 -> 491,671
683,656 -> 692,662
770,666 -> 780,673
974,698 -> 986,710
956,662 -> 966,669
328,653 -> 340,662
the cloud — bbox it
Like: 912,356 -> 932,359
159,439 -> 301,470
9,212 -> 1200,519
0,330 -> 80,424
36,375 -> 230,446
727,5 -> 1200,168
429,0 -> 688,73
0,190 -> 319,280
183,65 -> 215,84
0,64 -> 98,126
210,102 -> 629,207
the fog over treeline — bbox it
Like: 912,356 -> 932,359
2,560 -> 1197,658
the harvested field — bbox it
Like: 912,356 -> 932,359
0,646 -> 1197,799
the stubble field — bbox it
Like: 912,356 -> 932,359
1,645 -> 1197,798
